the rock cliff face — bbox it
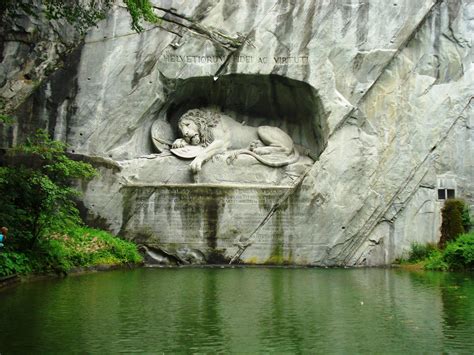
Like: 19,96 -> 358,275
1,0 -> 473,265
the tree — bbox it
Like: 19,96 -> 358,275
123,0 -> 158,32
0,0 -> 158,34
439,199 -> 467,249
0,130 -> 96,250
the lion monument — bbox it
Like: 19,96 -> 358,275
170,108 -> 304,174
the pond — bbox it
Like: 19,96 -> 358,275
1,267 -> 473,353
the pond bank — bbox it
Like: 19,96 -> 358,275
0,274 -> 19,289
0,262 -> 143,291
0,261 -> 435,292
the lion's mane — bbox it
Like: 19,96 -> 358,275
178,108 -> 220,147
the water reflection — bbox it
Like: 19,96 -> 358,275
439,273 -> 474,351
404,270 -> 474,351
0,268 -> 473,353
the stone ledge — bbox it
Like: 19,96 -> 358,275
117,154 -> 313,186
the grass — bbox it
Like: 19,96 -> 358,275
407,242 -> 437,263
0,226 -> 142,276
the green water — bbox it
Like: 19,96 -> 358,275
1,268 -> 473,353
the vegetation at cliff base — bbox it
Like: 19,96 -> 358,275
0,226 -> 142,276
441,233 -> 474,270
0,130 -> 97,249
400,198 -> 472,271
401,233 -> 474,271
0,130 -> 142,277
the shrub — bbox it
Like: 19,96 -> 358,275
0,130 -> 96,250
408,242 -> 437,262
0,130 -> 142,276
0,252 -> 32,276
43,226 -> 143,272
424,250 -> 448,271
0,226 -> 142,275
439,199 -> 467,249
443,233 -> 474,270
461,204 -> 472,232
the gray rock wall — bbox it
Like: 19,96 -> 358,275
0,1 -> 81,146
2,0 -> 473,265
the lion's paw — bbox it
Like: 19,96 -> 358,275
172,138 -> 187,149
249,140 -> 263,151
252,146 -> 272,155
190,158 -> 203,173
226,153 -> 238,165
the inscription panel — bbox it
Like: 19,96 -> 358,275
122,185 -> 308,256
160,54 -> 309,66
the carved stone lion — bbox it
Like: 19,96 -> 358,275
171,108 -> 302,174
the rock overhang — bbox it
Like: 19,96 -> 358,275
162,74 -> 328,158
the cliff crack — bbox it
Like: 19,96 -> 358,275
153,6 -> 246,50
336,96 -> 471,265
330,0 -> 443,137
213,2 -> 279,78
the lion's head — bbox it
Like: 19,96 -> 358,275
178,109 -> 219,147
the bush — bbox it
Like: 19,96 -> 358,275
439,199 -> 467,249
0,129 -> 96,250
41,226 -> 143,272
0,130 -> 142,276
408,242 -> 437,262
0,226 -> 143,275
0,252 -> 32,276
461,204 -> 472,232
443,233 -> 474,270
424,250 -> 449,271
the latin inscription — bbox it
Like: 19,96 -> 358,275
161,54 -> 309,66
162,55 -> 226,64
124,186 -> 303,245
